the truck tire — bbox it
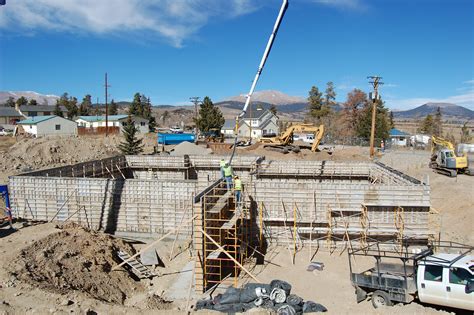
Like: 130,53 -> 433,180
372,290 -> 392,308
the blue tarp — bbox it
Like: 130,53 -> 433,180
157,133 -> 195,145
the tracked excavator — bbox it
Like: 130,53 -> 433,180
430,136 -> 471,177
259,124 -> 326,154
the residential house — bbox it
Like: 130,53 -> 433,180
221,119 -> 236,137
227,109 -> 279,140
0,107 -> 23,126
389,128 -> 410,146
17,105 -> 67,117
17,116 -> 78,137
76,115 -> 149,133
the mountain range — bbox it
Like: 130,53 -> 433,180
1,90 -> 472,120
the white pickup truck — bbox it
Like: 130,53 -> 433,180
349,241 -> 473,311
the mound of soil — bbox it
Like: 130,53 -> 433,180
10,223 -> 143,304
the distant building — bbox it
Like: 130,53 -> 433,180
0,107 -> 23,126
16,105 -> 67,118
221,109 -> 279,139
389,128 -> 410,146
17,116 -> 78,137
76,115 -> 149,133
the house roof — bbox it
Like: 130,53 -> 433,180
17,115 -> 57,125
222,119 -> 237,130
0,107 -> 23,117
389,128 -> 410,137
77,115 -> 128,122
241,108 -> 270,120
20,105 -> 67,112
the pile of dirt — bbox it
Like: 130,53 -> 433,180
170,141 -> 212,156
9,223 -> 143,304
0,134 -> 157,183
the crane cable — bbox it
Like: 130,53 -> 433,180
228,0 -> 289,165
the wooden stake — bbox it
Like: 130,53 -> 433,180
281,201 -> 294,264
200,228 -> 260,282
169,209 -> 188,260
113,214 -> 197,271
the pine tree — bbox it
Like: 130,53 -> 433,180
419,114 -> 435,134
433,107 -> 443,136
109,99 -> 118,115
28,99 -> 38,106
16,96 -> 28,107
118,115 -> 144,155
461,122 -> 471,143
6,97 -> 15,107
129,93 -> 141,115
307,86 -> 329,121
356,98 -> 390,143
269,104 -> 277,115
323,81 -> 337,110
54,101 -> 64,117
162,110 -> 170,125
66,97 -> 78,119
78,94 -> 92,116
389,111 -> 395,129
195,96 -> 225,132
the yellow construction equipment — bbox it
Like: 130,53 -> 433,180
260,124 -> 325,153
430,136 -> 469,177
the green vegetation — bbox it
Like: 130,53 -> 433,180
118,115 -> 144,155
195,96 -> 225,132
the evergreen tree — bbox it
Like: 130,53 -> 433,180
109,99 -> 118,115
307,86 -> 329,120
461,122 -> 471,143
65,97 -> 78,119
28,99 -> 38,106
195,96 -> 225,132
323,81 -> 337,110
433,107 -> 443,136
389,111 -> 395,129
78,94 -> 92,116
6,97 -> 15,107
148,116 -> 157,132
356,98 -> 390,143
419,114 -> 435,134
162,110 -> 170,125
53,101 -> 64,117
129,93 -> 141,115
16,96 -> 28,107
118,115 -> 144,155
269,104 -> 277,115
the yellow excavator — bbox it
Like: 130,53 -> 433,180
260,124 -> 326,154
430,136 -> 470,177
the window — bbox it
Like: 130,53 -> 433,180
140,122 -> 146,126
28,111 -> 37,116
44,111 -> 51,115
55,124 -> 61,130
449,268 -> 474,285
424,265 -> 443,282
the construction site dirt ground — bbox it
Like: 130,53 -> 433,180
0,139 -> 472,314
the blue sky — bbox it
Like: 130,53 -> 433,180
0,0 -> 473,110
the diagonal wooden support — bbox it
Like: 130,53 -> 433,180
113,214 -> 197,271
200,227 -> 260,282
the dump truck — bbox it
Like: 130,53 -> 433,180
348,240 -> 474,311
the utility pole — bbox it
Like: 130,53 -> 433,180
104,73 -> 111,137
367,76 -> 383,158
189,96 -> 200,140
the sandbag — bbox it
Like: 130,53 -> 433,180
287,294 -> 303,306
303,300 -> 328,313
270,279 -> 292,296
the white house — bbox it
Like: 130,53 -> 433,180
17,115 -> 78,137
76,115 -> 149,133
221,109 -> 279,139
389,128 -> 410,146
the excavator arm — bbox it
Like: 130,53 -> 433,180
260,123 -> 325,152
431,136 -> 455,153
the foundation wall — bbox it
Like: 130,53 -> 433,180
9,176 -> 197,239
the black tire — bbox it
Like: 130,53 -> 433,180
372,290 -> 392,309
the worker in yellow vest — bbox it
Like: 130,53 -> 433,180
219,158 -> 226,178
223,163 -> 233,190
234,175 -> 242,206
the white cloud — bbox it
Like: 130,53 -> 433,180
310,0 -> 368,11
386,91 -> 474,111
0,0 -> 259,47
